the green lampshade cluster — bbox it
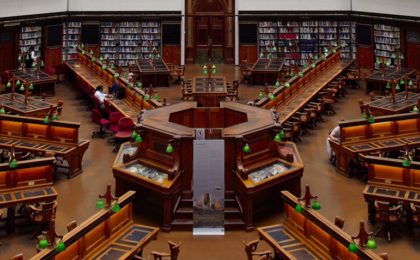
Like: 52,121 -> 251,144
152,94 -> 160,101
52,114 -> 59,120
131,131 -> 143,143
38,238 -> 49,249
9,159 -> 18,168
96,198 -> 105,209
400,78 -> 405,85
269,93 -> 275,100
395,83 -> 401,91
295,203 -> 303,213
82,50 -> 86,55
6,81 -> 11,88
144,94 -> 150,101
285,82 -> 290,88
386,82 -> 391,89
290,72 -> 295,77
311,63 -> 316,68
366,238 -> 377,249
19,85 -> 24,91
131,130 -> 138,139
56,240 -> 66,252
312,200 -> 321,210
18,55 -> 22,62
102,64 -> 107,70
348,242 -> 358,253
43,116 -> 50,124
243,143 -> 251,153
275,81 -> 280,87
89,50 -> 94,55
274,130 -> 285,142
29,83 -> 34,91
136,82 -> 142,88
114,73 -> 120,79
112,202 -> 121,212
409,80 -> 414,87
16,80 -> 21,87
91,57 -> 96,62
258,91 -> 265,99
368,115 -> 375,124
0,108 -> 6,114
361,112 -> 367,119
274,133 -> 282,142
166,143 -> 174,153
413,106 -> 419,113
299,72 -> 304,78
402,157 -> 411,167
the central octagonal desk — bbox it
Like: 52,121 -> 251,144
192,76 -> 227,107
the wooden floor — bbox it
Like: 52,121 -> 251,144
0,64 -> 418,260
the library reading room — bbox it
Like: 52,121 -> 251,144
0,0 -> 420,259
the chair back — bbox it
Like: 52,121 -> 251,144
91,109 -> 102,125
243,240 -> 259,260
334,216 -> 345,229
40,201 -> 57,223
9,253 -> 24,260
411,203 -> 420,224
57,100 -> 64,116
375,201 -> 401,223
93,97 -> 101,110
118,117 -> 135,132
168,241 -> 181,260
104,99 -> 113,114
109,111 -> 124,124
66,220 -> 78,232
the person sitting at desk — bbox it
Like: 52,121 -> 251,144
25,46 -> 37,68
327,124 -> 340,165
109,81 -> 120,97
94,85 -> 109,110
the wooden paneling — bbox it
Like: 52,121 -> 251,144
44,47 -> 62,68
162,45 -> 181,65
356,46 -> 374,69
0,30 -> 17,73
239,44 -> 257,65
407,43 -> 420,71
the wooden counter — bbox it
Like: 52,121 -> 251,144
136,58 -> 170,87
365,68 -> 416,94
250,58 -> 284,85
192,76 -> 227,107
0,93 -> 52,117
7,68 -> 56,96
368,92 -> 420,116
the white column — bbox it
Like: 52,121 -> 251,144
181,0 -> 185,65
234,0 -> 239,65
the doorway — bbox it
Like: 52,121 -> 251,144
195,16 -> 225,64
0,30 -> 17,73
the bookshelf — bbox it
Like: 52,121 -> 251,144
277,21 -> 300,65
258,21 -> 277,59
299,20 -> 319,66
318,20 -> 337,52
119,21 -> 141,66
374,24 -> 401,68
63,22 -> 81,61
338,21 -> 356,60
19,26 -> 42,58
100,21 -> 120,66
140,21 -> 161,60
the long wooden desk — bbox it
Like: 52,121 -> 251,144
0,157 -> 57,233
0,93 -> 52,117
365,67 -> 416,94
250,58 -> 284,85
7,68 -> 56,96
257,190 -> 383,260
329,112 -> 420,176
136,59 -> 170,87
368,92 -> 420,116
0,114 -> 90,178
31,191 -> 159,260
192,76 -> 227,107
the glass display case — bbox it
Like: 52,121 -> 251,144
116,144 -> 138,163
123,162 -> 168,183
249,162 -> 293,183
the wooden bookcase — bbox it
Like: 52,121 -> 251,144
19,26 -> 42,57
62,22 -> 81,61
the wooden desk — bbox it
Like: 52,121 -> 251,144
0,93 -> 52,117
31,191 -> 159,260
368,92 -> 420,116
329,112 -> 420,176
0,114 -> 90,178
192,76 -> 227,107
250,58 -> 284,85
257,191 -> 383,260
7,69 -> 56,96
0,157 -> 56,233
136,59 -> 170,87
365,68 -> 416,94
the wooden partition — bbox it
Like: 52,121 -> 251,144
0,114 -> 90,178
330,112 -> 420,176
257,191 -> 383,260
31,191 -> 159,260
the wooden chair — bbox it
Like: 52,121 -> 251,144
66,220 -> 78,232
240,61 -> 252,84
57,100 -> 64,116
378,252 -> 389,260
334,216 -> 345,229
374,201 -> 403,242
410,203 -> 420,240
27,201 -> 57,238
243,240 -> 272,260
151,241 -> 181,260
346,65 -> 360,89
9,253 -> 23,260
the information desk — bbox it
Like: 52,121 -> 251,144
250,58 -> 284,85
329,112 -> 420,176
0,157 -> 56,233
0,93 -> 52,117
31,191 -> 159,260
7,68 -> 56,95
365,68 -> 416,94
192,76 -> 227,107
367,92 -> 420,116
136,59 -> 170,87
257,191 -> 382,260
0,114 -> 90,178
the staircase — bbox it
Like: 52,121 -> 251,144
171,191 -> 245,230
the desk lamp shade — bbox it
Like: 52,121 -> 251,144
9,159 -> 17,168
81,43 -> 84,48
96,198 -> 104,209
259,52 -> 263,58
144,94 -> 149,101
386,82 -> 391,89
91,57 -> 95,62
127,83 -> 132,89
29,83 -> 34,91
135,135 -> 143,143
166,143 -> 174,153
100,56 -> 104,62
413,106 -> 419,113
43,116 -> 50,124
285,82 -> 290,88
112,201 -> 121,212
348,242 -> 358,253
269,93 -> 275,100
82,50 -> 86,55
102,64 -> 107,70
290,72 -> 295,77
395,83 -> 401,91
368,115 -> 375,124
18,55 -> 22,62
312,200 -> 321,210
275,81 -> 280,87
332,48 -> 336,54
274,133 -> 282,142
279,130 -> 285,139
311,63 -> 316,68
114,73 -> 120,79
243,143 -> 251,153
402,158 -> 411,167
366,238 -> 376,249
152,94 -> 159,101
19,85 -> 24,91
38,238 -> 49,249
299,72 -> 304,78
16,80 -> 21,87
137,82 -> 142,88
0,108 -> 5,114
131,130 -> 138,139
258,91 -> 265,99
400,78 -> 405,85
361,112 -> 367,119
295,203 -> 303,213
26,54 -> 30,60
272,46 -> 277,52
56,240 -> 66,252
32,63 -> 36,68
52,114 -> 59,120
409,80 -> 414,87
89,50 -> 93,55
6,81 -> 11,88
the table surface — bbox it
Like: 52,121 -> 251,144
366,68 -> 416,82
136,59 -> 169,73
0,93 -> 51,114
192,77 -> 226,93
8,69 -> 55,84
0,185 -> 57,207
343,134 -> 420,153
251,58 -> 284,72
363,184 -> 420,204
368,92 -> 420,112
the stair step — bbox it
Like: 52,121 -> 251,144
176,207 -> 193,214
224,219 -> 246,226
224,207 -> 240,214
171,218 -> 193,226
